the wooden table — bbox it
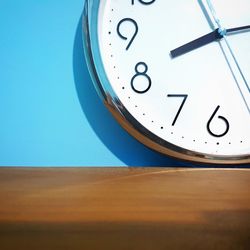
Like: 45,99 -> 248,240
0,167 -> 249,250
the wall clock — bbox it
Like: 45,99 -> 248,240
83,0 -> 250,165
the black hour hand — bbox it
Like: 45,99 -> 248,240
170,28 -> 222,58
170,25 -> 250,59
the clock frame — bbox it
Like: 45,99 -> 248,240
82,0 -> 250,165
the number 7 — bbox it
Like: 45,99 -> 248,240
167,94 -> 188,126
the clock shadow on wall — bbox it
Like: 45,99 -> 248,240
73,16 -> 183,167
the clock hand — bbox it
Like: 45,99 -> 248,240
204,0 -> 250,113
171,0 -> 250,112
227,25 -> 250,34
205,0 -> 250,35
170,25 -> 250,58
223,37 -> 250,107
170,28 -> 227,58
170,29 -> 222,58
206,0 -> 223,28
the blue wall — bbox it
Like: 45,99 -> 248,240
0,0 -> 182,166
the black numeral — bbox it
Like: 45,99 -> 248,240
131,0 -> 156,5
167,94 -> 188,126
207,105 -> 230,137
117,18 -> 138,50
131,62 -> 152,93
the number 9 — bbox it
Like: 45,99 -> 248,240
117,18 -> 138,51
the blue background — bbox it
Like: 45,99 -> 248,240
0,0 -> 183,166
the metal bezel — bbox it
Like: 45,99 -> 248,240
82,0 -> 250,165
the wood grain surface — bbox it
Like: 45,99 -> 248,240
0,167 -> 249,250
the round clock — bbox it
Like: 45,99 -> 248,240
83,0 -> 250,165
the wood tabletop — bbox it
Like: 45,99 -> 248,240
0,167 -> 249,250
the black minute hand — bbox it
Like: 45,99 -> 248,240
227,25 -> 250,33
170,25 -> 250,58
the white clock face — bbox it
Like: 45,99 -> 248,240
93,0 -> 250,160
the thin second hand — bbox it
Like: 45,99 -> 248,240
223,37 -> 250,93
206,0 -> 250,112
223,37 -> 250,114
206,0 -> 223,28
207,0 -> 250,93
